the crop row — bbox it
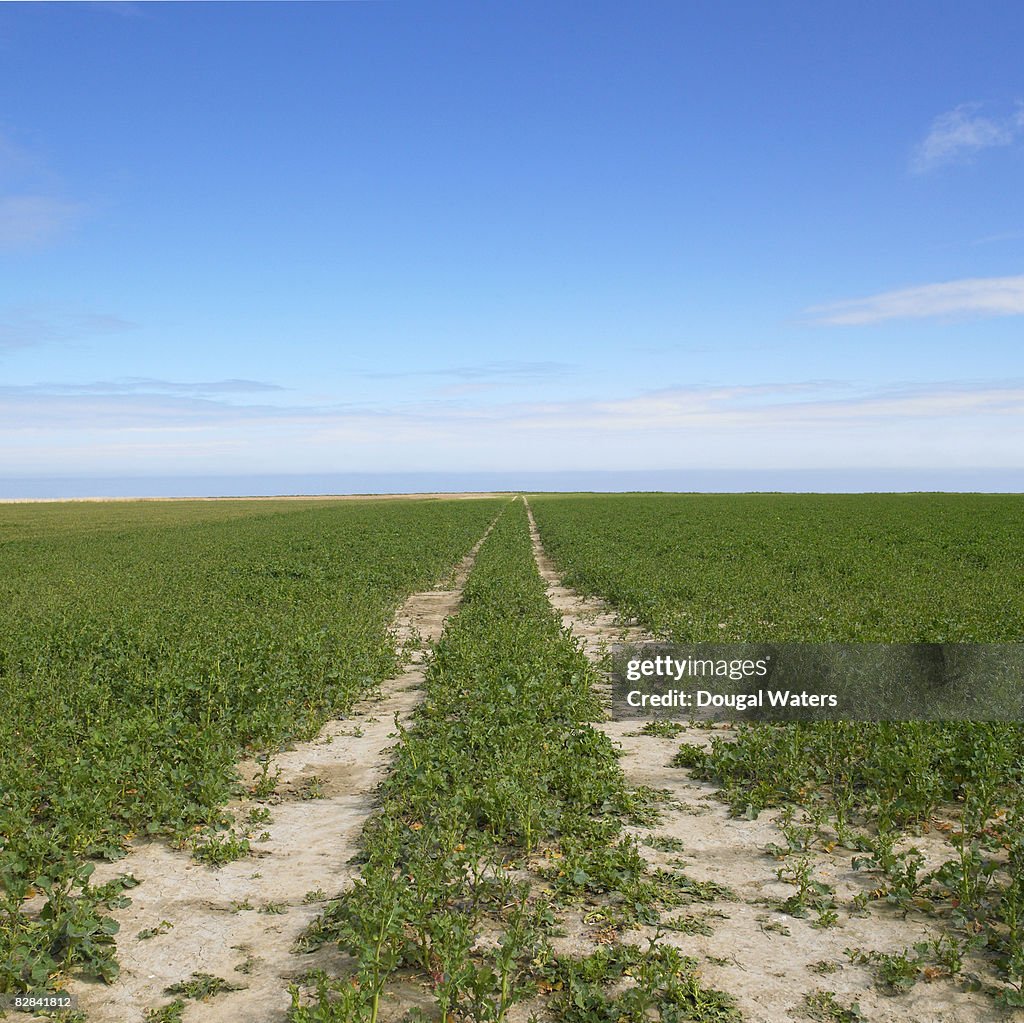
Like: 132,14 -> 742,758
0,498 -> 500,993
292,499 -> 737,1022
529,493 -> 1024,643
530,493 -> 1024,1003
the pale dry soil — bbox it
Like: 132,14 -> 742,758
524,504 -> 1006,1023
67,527 -> 493,1023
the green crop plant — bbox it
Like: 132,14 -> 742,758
144,1000 -> 186,1022
164,971 -> 242,999
547,942 -> 740,1022
801,989 -> 865,1022
775,854 -> 836,920
845,946 -> 923,994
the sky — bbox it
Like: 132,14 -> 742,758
1,1 -> 1023,494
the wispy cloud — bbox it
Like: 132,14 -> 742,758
0,196 -> 85,250
3,377 -> 1019,432
3,378 -> 1021,474
0,306 -> 136,351
969,229 -> 1024,246
489,380 -> 1024,433
3,378 -> 286,396
803,274 -> 1024,326
0,133 -> 86,250
911,102 -> 1024,173
366,360 -> 574,382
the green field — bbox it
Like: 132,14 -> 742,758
295,499 -> 738,1022
531,493 -> 1024,1006
0,497 -> 500,991
529,493 -> 1024,643
4,492 -> 1024,1013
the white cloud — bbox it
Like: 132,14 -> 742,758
804,275 -> 1024,326
495,381 -> 1024,435
2,378 -> 1021,476
911,102 -> 1024,173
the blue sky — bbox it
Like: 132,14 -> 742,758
2,1 -> 1023,491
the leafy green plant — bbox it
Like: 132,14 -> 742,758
189,829 -> 251,866
846,946 -> 922,994
775,855 -> 836,919
251,760 -> 283,800
639,720 -> 686,738
245,805 -> 273,826
801,989 -> 865,1022
810,960 -> 840,975
296,776 -> 325,800
165,971 -> 243,999
145,1000 -> 186,1022
549,942 -> 740,1022
642,833 -> 685,853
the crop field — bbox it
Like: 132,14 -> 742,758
531,493 -> 1024,1008
529,493 -> 1024,644
0,497 -> 500,995
3,491 -> 1024,1021
291,499 -> 737,1023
